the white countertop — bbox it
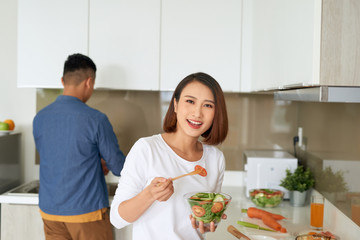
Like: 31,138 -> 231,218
0,186 -> 310,239
206,186 -> 313,240
2,171 -> 358,239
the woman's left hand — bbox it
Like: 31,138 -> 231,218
189,214 -> 227,234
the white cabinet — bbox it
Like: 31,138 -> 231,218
17,1 -> 244,92
160,0 -> 243,92
17,0 -> 89,88
89,0 -> 161,90
1,203 -> 132,240
242,0 -> 360,91
1,204 -> 45,240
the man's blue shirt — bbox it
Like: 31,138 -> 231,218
33,95 -> 125,215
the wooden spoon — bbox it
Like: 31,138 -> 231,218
156,165 -> 207,187
227,225 -> 251,240
172,165 -> 207,181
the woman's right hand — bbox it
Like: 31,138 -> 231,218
118,177 -> 174,222
147,177 -> 174,202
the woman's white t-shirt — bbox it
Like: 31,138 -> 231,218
110,134 -> 225,240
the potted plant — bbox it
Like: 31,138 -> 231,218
280,165 -> 315,206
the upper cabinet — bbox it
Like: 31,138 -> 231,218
242,0 -> 360,91
17,0 -> 88,88
160,0 -> 243,92
89,0 -> 161,90
17,0 -> 243,91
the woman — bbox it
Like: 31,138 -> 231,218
110,72 -> 228,240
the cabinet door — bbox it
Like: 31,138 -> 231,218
17,0 -> 88,88
160,0 -> 242,92
89,0 -> 160,90
242,0 -> 321,91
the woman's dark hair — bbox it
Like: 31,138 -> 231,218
163,72 -> 228,145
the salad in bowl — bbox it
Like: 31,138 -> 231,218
184,192 -> 232,226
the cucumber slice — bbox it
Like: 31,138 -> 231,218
213,194 -> 225,203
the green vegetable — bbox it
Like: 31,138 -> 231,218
187,192 -> 229,224
237,221 -> 276,232
249,189 -> 283,208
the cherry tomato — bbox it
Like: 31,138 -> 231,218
192,205 -> 206,217
190,196 -> 200,200
195,165 -> 207,177
199,200 -> 212,204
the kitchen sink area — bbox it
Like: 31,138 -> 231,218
7,180 -> 40,196
0,180 -> 132,240
6,180 -> 118,196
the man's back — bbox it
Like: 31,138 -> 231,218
34,95 -> 124,216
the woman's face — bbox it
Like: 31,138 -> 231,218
174,81 -> 215,138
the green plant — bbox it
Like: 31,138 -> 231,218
280,166 -> 315,192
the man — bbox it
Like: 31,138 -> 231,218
33,53 -> 125,240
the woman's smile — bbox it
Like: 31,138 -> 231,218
187,119 -> 203,129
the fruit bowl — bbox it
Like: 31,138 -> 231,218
249,189 -> 284,208
184,192 -> 232,227
0,130 -> 12,136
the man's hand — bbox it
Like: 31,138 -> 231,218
101,158 -> 109,175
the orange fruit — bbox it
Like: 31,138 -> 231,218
3,119 -> 15,130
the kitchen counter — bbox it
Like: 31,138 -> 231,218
2,172 -> 359,239
206,186 -> 311,240
0,184 -> 322,240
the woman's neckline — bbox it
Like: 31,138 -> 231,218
159,133 -> 204,162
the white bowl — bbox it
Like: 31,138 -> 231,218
251,235 -> 277,240
0,130 -> 12,136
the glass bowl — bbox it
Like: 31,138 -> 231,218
184,192 -> 232,227
249,189 -> 284,208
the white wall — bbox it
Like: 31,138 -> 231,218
0,0 -> 39,183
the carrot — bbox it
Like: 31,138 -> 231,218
242,207 -> 286,220
241,207 -> 287,233
261,213 -> 282,231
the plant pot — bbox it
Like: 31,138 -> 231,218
290,190 -> 308,207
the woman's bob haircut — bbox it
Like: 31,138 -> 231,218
163,72 -> 228,145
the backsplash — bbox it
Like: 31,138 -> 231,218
35,89 -> 298,168
296,101 -> 360,227
36,89 -> 360,226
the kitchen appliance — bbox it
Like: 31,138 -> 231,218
244,150 -> 298,199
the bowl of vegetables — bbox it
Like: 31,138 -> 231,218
184,192 -> 232,227
249,189 -> 284,208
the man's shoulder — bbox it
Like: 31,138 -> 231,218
34,99 -> 107,122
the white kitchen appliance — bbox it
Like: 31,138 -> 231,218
244,150 -> 298,199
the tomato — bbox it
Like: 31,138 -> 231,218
211,202 -> 224,213
250,190 -> 259,197
192,205 -> 206,217
190,196 -> 200,200
195,165 -> 207,177
199,200 -> 212,204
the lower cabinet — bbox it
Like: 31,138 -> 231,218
1,204 -> 132,240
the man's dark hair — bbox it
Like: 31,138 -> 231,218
63,53 -> 97,76
62,53 -> 97,85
